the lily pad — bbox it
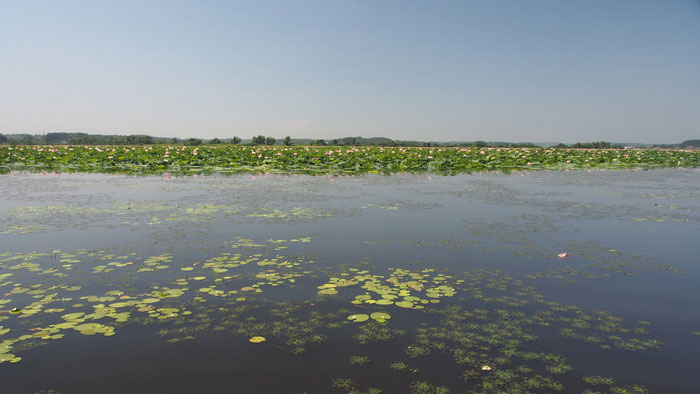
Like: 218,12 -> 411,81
370,312 -> 391,322
347,314 -> 370,322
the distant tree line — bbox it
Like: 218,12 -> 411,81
679,139 -> 700,148
0,133 -> 539,147
0,132 -> 169,145
552,141 -> 625,149
0,132 -> 696,149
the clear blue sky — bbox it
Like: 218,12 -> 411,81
1,0 -> 698,143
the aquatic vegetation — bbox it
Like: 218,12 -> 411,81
0,199 -> 332,235
369,312 -> 391,322
349,355 -> 370,365
469,370 -> 564,393
353,322 -> 406,345
409,381 -> 451,394
318,268 -> 457,311
2,145 -> 698,175
462,216 -> 683,279
389,362 -> 408,371
1,163 -> 697,394
0,343 -> 21,364
0,233 -> 668,391
330,378 -> 382,394
556,309 -> 661,351
331,378 -> 356,391
582,376 -> 648,394
247,207 -> 331,220
348,314 -> 370,323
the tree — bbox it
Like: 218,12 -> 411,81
0,134 -> 6,144
19,135 -> 35,144
680,139 -> 700,148
126,135 -> 154,144
210,138 -> 222,144
283,136 -> 293,146
45,132 -> 73,143
571,141 -> 621,149
251,135 -> 266,145
184,138 -> 202,146
231,136 -> 241,145
474,140 -> 487,147
314,139 -> 327,146
265,136 -> 276,145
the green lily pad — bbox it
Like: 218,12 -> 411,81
62,312 -> 85,320
347,314 -> 370,322
0,353 -> 17,362
370,312 -> 391,321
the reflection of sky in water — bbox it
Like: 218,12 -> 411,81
0,169 -> 699,393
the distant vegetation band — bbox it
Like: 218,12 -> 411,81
2,145 -> 699,175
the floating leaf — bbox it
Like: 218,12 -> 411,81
370,312 -> 391,322
0,353 -> 17,363
347,314 -> 370,322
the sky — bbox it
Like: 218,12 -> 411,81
1,0 -> 699,143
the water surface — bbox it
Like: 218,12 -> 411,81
1,169 -> 699,393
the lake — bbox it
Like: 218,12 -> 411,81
1,169 -> 699,393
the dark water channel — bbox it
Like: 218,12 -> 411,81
0,169 -> 699,393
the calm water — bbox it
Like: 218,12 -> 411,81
1,169 -> 699,393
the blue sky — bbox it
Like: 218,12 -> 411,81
1,0 -> 698,143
